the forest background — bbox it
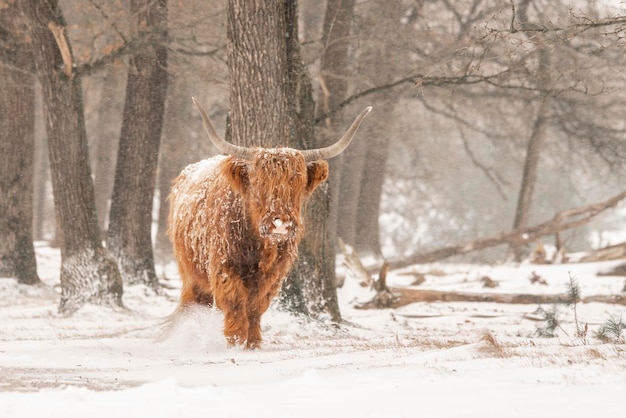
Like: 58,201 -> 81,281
1,0 -> 625,318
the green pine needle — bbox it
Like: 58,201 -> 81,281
596,315 -> 626,343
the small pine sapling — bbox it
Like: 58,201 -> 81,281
595,315 -> 626,344
535,305 -> 564,338
564,273 -> 587,341
535,273 -> 625,345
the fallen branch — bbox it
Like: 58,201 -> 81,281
338,239 -> 372,288
378,189 -> 626,272
356,262 -> 397,309
598,263 -> 626,278
382,288 -> 570,309
580,242 -> 626,263
364,288 -> 626,310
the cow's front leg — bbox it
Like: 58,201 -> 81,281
246,314 -> 262,349
214,271 -> 250,347
245,287 -> 263,349
245,280 -> 282,349
223,305 -> 249,347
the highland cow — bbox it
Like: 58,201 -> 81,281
168,98 -> 371,349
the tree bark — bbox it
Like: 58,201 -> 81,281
0,4 -> 41,285
22,0 -> 123,313
226,1 -> 289,148
107,0 -> 168,289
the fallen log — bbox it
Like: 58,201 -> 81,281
374,189 -> 626,273
599,263 -> 626,278
583,294 -> 626,305
363,287 -> 626,310
580,242 -> 626,263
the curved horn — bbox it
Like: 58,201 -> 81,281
192,97 -> 256,160
301,106 -> 372,162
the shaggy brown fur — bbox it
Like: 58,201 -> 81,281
168,150 -> 328,349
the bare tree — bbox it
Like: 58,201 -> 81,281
509,0 -> 552,260
316,0 -> 356,264
22,0 -> 123,313
0,3 -> 41,285
107,0 -> 168,289
339,0 -> 418,257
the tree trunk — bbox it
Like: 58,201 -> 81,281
353,135 -> 388,254
155,75 -> 191,265
226,1 -> 290,147
226,0 -> 340,320
510,1 -> 551,261
92,68 -> 123,235
107,0 -> 168,289
0,6 -> 41,285
32,124 -> 49,241
511,95 -> 549,260
286,1 -> 341,321
318,0 -> 355,120
282,55 -> 338,318
319,0 -> 356,251
316,0 -> 357,275
337,0 -> 401,257
291,0 -> 357,321
22,0 -> 123,313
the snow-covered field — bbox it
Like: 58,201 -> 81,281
1,243 -> 626,417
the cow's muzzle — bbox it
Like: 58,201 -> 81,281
259,215 -> 295,240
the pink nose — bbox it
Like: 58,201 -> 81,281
271,218 -> 292,235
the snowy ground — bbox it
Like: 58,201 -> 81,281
1,243 -> 626,417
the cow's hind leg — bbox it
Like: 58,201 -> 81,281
178,258 -> 214,307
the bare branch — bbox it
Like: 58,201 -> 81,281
459,130 -> 509,201
75,41 -> 130,77
169,46 -> 221,58
88,0 -> 128,44
510,0 -> 516,33
488,12 -> 626,36
47,22 -> 73,79
314,70 -> 511,124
